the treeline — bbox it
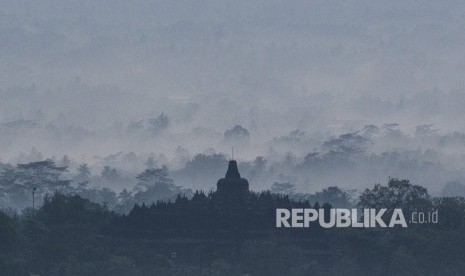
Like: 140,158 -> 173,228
6,125 -> 465,204
1,178 -> 465,275
4,139 -> 465,214
0,159 -> 357,214
0,160 -> 192,213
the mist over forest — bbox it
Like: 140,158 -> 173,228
2,0 -> 465,203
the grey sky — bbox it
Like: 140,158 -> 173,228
1,1 -> 465,194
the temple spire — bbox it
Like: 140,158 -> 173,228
225,160 -> 241,178
217,158 -> 249,194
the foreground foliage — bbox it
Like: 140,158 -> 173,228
1,179 -> 465,275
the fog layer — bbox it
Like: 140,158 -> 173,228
1,0 -> 465,194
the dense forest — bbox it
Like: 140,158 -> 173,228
1,171 -> 465,275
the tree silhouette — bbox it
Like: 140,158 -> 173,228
133,166 -> 180,204
15,160 -> 70,194
101,166 -> 120,182
75,163 -> 91,183
359,178 -> 431,213
224,125 -> 250,143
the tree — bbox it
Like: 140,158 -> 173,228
15,160 -> 70,194
145,157 -> 156,169
359,178 -> 431,213
0,168 -> 19,196
75,163 -> 91,183
322,132 -> 369,159
101,166 -> 120,182
224,125 -> 250,143
253,156 -> 266,171
114,188 -> 135,214
134,166 -> 179,204
0,210 -> 18,254
0,161 -> 70,210
0,168 -> 27,210
310,186 -> 353,208
99,187 -> 118,208
178,153 -> 229,189
136,165 -> 174,190
148,112 -> 169,134
59,155 -> 71,167
118,188 -> 133,202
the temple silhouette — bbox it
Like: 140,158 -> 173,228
216,160 -> 249,194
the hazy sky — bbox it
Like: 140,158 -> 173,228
1,0 -> 465,163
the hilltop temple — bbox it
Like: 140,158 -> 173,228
216,160 -> 249,194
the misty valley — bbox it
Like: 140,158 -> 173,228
2,0 -> 465,275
